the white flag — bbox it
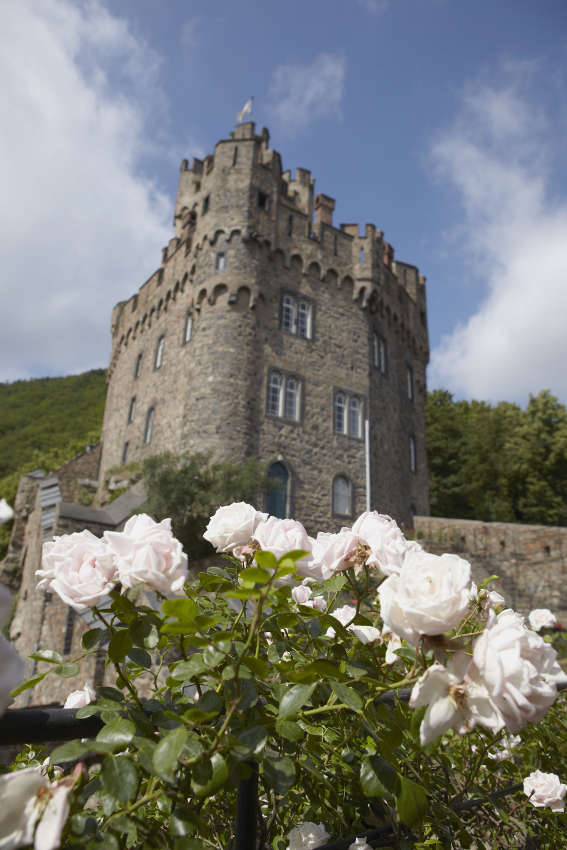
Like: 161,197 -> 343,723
237,97 -> 253,123
0,498 -> 14,525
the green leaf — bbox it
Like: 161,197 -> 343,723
397,776 -> 428,826
323,573 -> 347,592
111,595 -> 138,624
81,628 -> 108,650
76,704 -> 102,719
190,753 -> 228,798
108,630 -> 132,663
10,673 -> 46,696
237,725 -> 268,756
162,598 -> 198,622
174,840 -> 202,850
360,756 -> 397,797
53,662 -> 80,678
277,549 -> 309,564
101,756 -> 139,803
278,683 -> 316,719
223,588 -> 262,600
263,756 -> 296,793
331,681 -> 363,711
239,566 -> 271,585
171,654 -> 206,680
129,617 -> 160,648
275,720 -> 304,742
241,656 -> 270,677
254,550 -> 278,571
96,718 -> 135,749
29,649 -> 62,664
51,740 -> 92,763
203,646 -> 225,668
127,647 -> 152,668
153,727 -> 188,776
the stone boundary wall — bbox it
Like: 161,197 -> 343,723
413,516 -> 567,622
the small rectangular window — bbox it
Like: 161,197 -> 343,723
360,248 -> 365,264
287,215 -> 293,236
183,312 -> 193,344
407,365 -> 414,400
409,436 -> 417,473
202,195 -> 209,215
379,337 -> 387,375
144,407 -> 155,445
267,370 -> 301,422
127,396 -> 136,424
134,352 -> 143,379
215,252 -> 226,271
232,146 -> 238,166
257,190 -> 270,210
122,441 -> 129,463
155,335 -> 165,369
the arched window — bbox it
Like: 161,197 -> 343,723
281,295 -> 296,333
334,392 -> 346,433
332,475 -> 352,516
144,407 -> 155,445
284,377 -> 299,420
348,396 -> 361,438
183,311 -> 193,344
154,335 -> 165,369
266,462 -> 289,519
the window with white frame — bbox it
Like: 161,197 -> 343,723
407,365 -> 414,400
332,475 -> 352,516
127,396 -> 136,424
183,311 -> 193,344
334,390 -> 363,438
409,435 -> 417,473
280,293 -> 313,339
266,370 -> 301,421
215,252 -> 226,272
144,407 -> 155,445
154,335 -> 165,369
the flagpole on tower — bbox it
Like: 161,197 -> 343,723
237,96 -> 254,123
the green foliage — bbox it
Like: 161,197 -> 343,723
141,452 -> 268,558
426,389 -> 567,525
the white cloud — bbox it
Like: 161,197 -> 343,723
429,71 -> 567,404
0,0 -> 174,381
268,52 -> 346,135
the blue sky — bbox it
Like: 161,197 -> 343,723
2,0 -> 567,405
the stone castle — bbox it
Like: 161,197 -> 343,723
99,121 -> 430,530
4,121 -> 567,709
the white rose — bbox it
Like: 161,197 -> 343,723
471,609 -> 567,732
383,631 -> 402,665
487,733 -> 521,762
378,550 -> 472,645
37,530 -> 117,612
203,502 -> 267,553
528,608 -> 557,632
104,514 -> 188,596
63,682 -> 96,710
291,585 -> 325,611
0,498 -> 14,525
523,770 -> 567,812
327,604 -> 381,644
0,635 -> 25,716
409,653 -> 504,746
351,511 -> 421,576
305,529 -> 359,581
286,821 -> 330,849
253,517 -> 313,572
0,766 -> 75,850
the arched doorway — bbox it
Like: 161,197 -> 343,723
266,462 -> 289,518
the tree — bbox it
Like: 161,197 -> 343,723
141,452 -> 268,558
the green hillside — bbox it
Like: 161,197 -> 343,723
0,369 -> 107,507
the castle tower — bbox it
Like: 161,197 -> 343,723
98,122 -> 430,530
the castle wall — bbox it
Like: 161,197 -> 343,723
414,516 -> 567,622
98,122 -> 430,530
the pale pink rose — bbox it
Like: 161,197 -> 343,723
471,609 -> 567,732
528,608 -> 557,632
327,604 -> 380,644
378,550 -> 472,645
253,517 -> 313,572
524,770 -> 567,812
351,511 -> 421,576
286,821 -> 330,849
409,653 -> 504,746
37,530 -> 117,612
305,529 -> 359,581
383,631 -> 403,665
63,682 -> 96,710
104,514 -> 188,596
0,766 -> 76,850
487,733 -> 521,762
203,502 -> 267,553
291,585 -> 325,611
0,635 -> 25,716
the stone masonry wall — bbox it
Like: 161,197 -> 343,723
414,516 -> 567,622
98,121 -> 429,532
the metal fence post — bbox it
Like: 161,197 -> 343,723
233,763 -> 258,850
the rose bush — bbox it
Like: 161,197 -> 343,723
4,502 -> 567,849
